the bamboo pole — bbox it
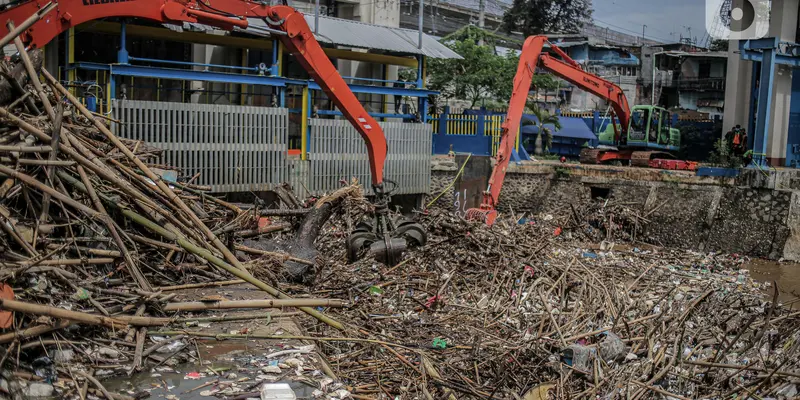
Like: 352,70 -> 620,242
44,69 -> 250,273
158,280 -> 244,292
0,145 -> 52,152
235,244 -> 314,266
0,320 -> 71,344
76,162 -> 152,291
0,299 -> 127,329
163,298 -> 345,312
17,159 -> 73,166
165,178 -> 242,214
0,106 -> 164,214
56,171 -> 344,330
0,165 -> 102,218
9,21 -> 55,121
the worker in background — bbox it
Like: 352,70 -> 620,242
725,127 -> 734,147
732,125 -> 745,156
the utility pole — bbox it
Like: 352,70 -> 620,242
314,0 -> 320,34
418,0 -> 423,49
642,24 -> 646,44
478,0 -> 485,46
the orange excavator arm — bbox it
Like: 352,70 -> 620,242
468,35 -> 631,225
0,0 -> 387,187
1,0 -> 426,264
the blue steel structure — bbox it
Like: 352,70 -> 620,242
739,37 -> 800,167
68,21 -> 436,152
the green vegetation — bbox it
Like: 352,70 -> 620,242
502,0 -> 592,37
708,139 -> 743,168
522,104 -> 561,155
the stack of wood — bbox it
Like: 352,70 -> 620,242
0,39 -> 351,397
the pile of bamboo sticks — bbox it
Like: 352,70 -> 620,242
0,41 -> 349,396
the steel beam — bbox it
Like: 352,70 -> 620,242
751,48 -> 776,167
307,81 -> 437,97
109,64 -> 290,87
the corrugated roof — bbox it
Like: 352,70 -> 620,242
246,15 -> 462,59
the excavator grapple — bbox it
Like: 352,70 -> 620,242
0,0 -> 426,265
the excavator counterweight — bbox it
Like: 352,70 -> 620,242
0,0 -> 425,264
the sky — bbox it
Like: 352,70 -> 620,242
591,0 -> 709,45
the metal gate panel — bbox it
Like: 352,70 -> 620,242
113,100 -> 288,193
308,119 -> 431,196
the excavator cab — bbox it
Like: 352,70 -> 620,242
597,105 -> 680,150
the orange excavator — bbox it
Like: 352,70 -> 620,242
466,36 -> 680,224
0,0 -> 426,264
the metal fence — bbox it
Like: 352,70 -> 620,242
112,99 -> 289,193
307,119 -> 431,196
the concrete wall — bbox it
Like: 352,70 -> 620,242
680,58 -> 725,78
430,160 -> 800,260
679,91 -> 724,119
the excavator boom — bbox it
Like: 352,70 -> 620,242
0,0 -> 388,184
467,35 -> 632,225
0,0 -> 426,264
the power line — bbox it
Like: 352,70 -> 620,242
592,18 -> 674,43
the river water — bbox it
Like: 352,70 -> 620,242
744,259 -> 800,306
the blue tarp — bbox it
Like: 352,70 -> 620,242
520,115 -> 597,140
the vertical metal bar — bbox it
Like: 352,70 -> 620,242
315,0 -> 320,34
753,49 -> 775,167
301,87 -> 309,160
418,0 -> 423,49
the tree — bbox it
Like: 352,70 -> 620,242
427,39 -> 513,108
490,51 -> 559,102
709,39 -> 728,52
522,104 -> 561,155
502,0 -> 592,37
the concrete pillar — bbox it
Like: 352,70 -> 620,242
722,0 -> 754,136
43,41 -> 59,81
765,0 -> 799,165
190,44 -> 206,104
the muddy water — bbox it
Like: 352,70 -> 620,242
102,341 -> 316,400
744,259 -> 800,305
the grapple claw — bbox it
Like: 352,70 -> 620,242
369,237 -> 407,266
466,208 -> 498,225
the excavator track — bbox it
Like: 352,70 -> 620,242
579,148 -> 601,164
631,151 -> 674,167
630,151 -> 656,167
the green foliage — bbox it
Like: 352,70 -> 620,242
398,68 -> 417,82
441,25 -> 521,48
709,39 -> 728,52
502,0 -> 592,37
708,139 -> 743,168
676,121 -> 722,161
427,39 -> 517,108
426,29 -> 564,109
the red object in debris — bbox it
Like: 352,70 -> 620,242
0,284 -> 11,328
524,265 -> 535,276
184,372 -> 202,380
553,227 -> 562,236
258,217 -> 271,230
648,159 -> 698,171
560,156 -> 566,163
425,295 -> 442,308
